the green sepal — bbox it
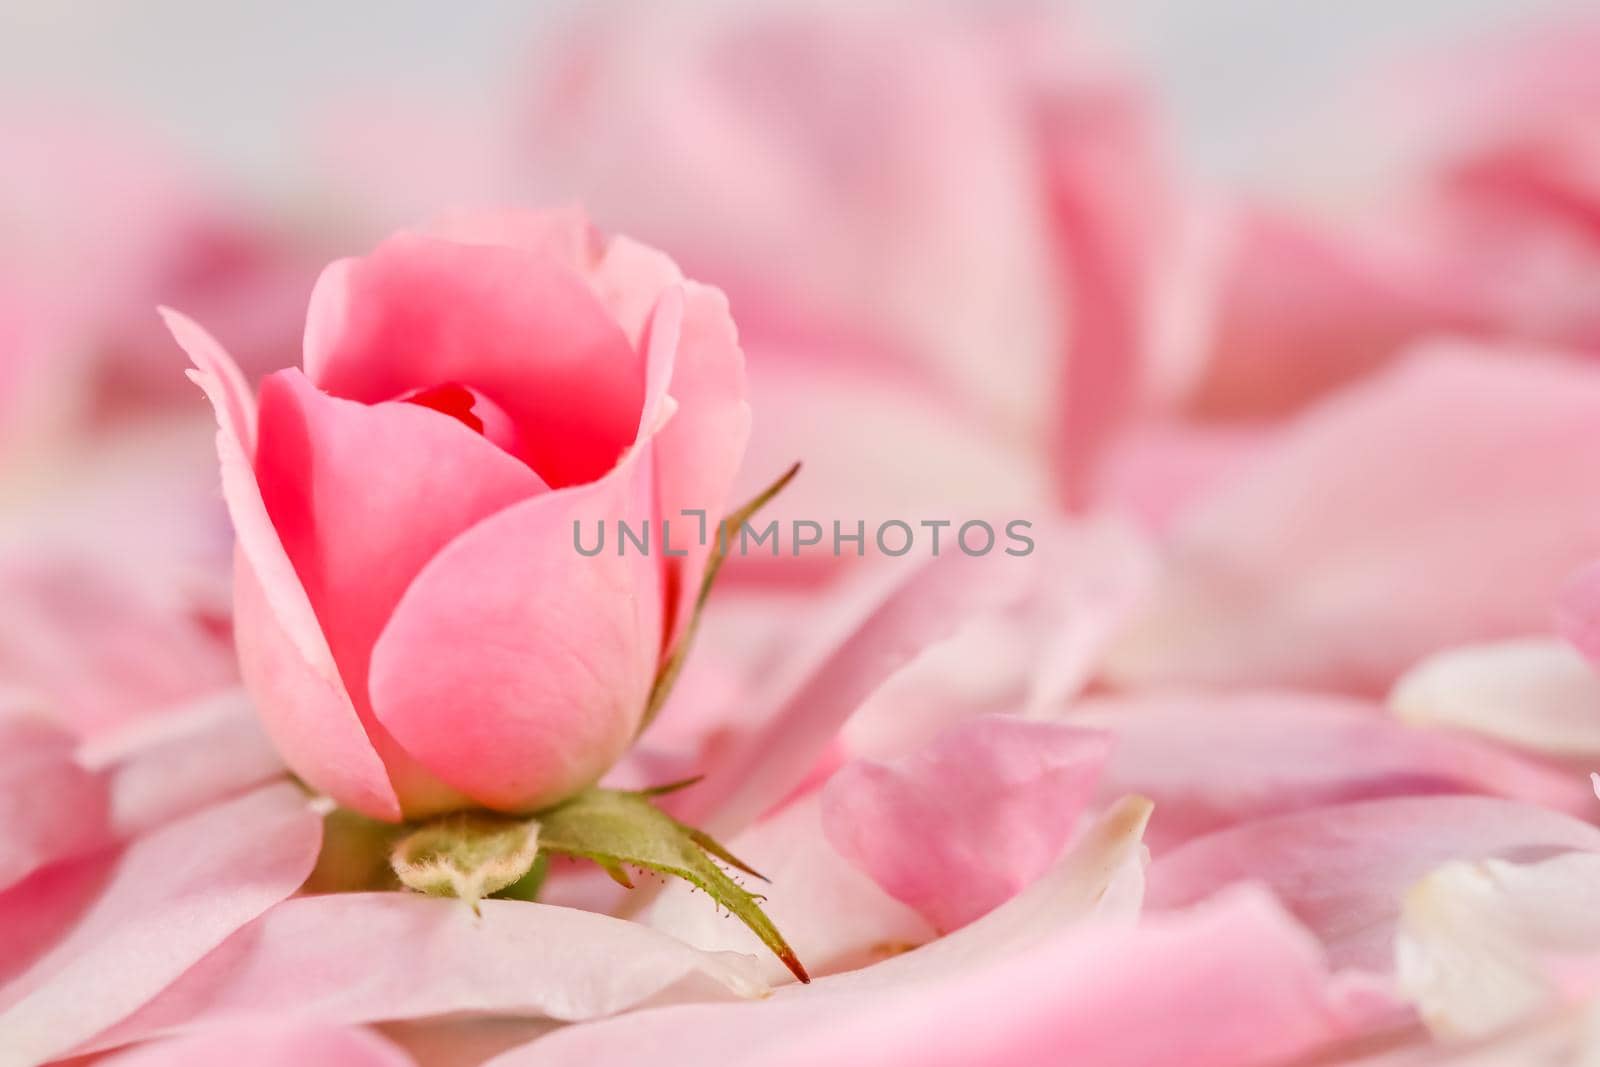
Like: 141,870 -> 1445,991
537,786 -> 810,983
390,813 -> 542,914
642,462 -> 801,729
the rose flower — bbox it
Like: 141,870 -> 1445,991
165,209 -> 749,822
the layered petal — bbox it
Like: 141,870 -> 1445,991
1558,561 -> 1600,666
0,784 -> 321,1065
1072,690 -> 1593,852
367,448 -> 661,812
1147,796 -> 1600,973
1108,347 -> 1600,694
97,1024 -> 417,1067
820,716 -> 1111,932
303,233 -> 644,489
1390,639 -> 1600,758
489,884 -> 1355,1067
1398,852 -> 1600,1040
254,367 -> 546,813
0,717 -> 108,893
165,309 -> 398,819
86,892 -> 765,1053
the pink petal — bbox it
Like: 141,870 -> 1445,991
649,281 -> 750,646
1071,690 -> 1595,853
0,784 -> 321,1065
96,1024 -> 416,1067
675,551 -> 1032,837
486,886 -> 1356,1067
78,689 -> 286,838
1397,851 -> 1600,1039
821,716 -> 1111,932
254,368 -> 547,814
367,450 -> 662,812
0,717 -> 108,893
1390,639 -> 1600,759
163,309 -> 398,820
1558,560 -> 1600,666
88,893 -> 765,1052
302,234 -> 644,489
1147,795 -> 1600,974
1108,347 -> 1600,695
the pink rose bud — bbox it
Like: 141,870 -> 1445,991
166,208 -> 750,821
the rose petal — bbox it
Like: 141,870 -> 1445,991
302,234 -> 643,489
821,716 -> 1112,932
87,893 -> 766,1053
1108,346 -> 1600,694
0,783 -> 321,1064
1390,639 -> 1600,759
163,308 -> 398,819
96,1024 -> 417,1067
78,689 -> 286,838
486,883 -> 1355,1067
1071,689 -> 1594,852
1398,852 -> 1600,1041
1147,795 -> 1600,973
255,368 -> 548,814
0,717 -> 107,893
1558,561 -> 1600,666
368,449 -> 662,812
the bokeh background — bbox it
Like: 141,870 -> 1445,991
2,0 -> 1591,192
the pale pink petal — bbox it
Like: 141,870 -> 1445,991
367,451 -> 662,812
97,1024 -> 416,1067
1558,561 -> 1600,666
1398,852 -> 1600,1040
87,893 -> 766,1053
163,308 -> 397,819
821,716 -> 1111,933
1108,347 -> 1600,695
233,558 -> 398,819
254,368 -> 548,814
649,793 -> 1150,989
1390,639 -> 1600,758
675,551 -> 1033,837
1147,796 -> 1600,973
0,784 -> 321,1065
0,717 -> 107,893
837,518 -> 1153,759
77,689 -> 286,838
302,234 -> 644,489
1089,421 -> 1273,532
487,885 -> 1356,1067
1072,690 -> 1594,853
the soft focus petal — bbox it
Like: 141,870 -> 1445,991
0,717 -> 107,893
1391,639 -> 1600,758
97,1024 -> 417,1067
1108,347 -> 1600,694
675,552 -> 1032,837
77,689 -> 286,838
89,893 -> 765,1052
302,234 -> 643,489
368,450 -> 661,812
1558,561 -> 1600,666
1147,796 -> 1600,973
488,884 -> 1355,1067
820,716 -> 1112,932
1398,852 -> 1600,1040
0,784 -> 321,1065
1072,690 -> 1594,852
